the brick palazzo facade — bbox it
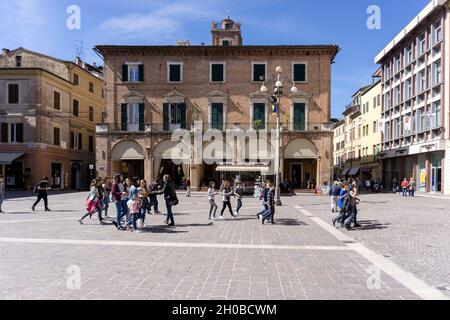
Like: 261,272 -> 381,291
95,17 -> 339,190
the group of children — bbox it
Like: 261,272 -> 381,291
330,181 -> 361,230
79,176 -> 163,233
207,179 -> 275,224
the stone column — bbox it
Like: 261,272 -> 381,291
145,157 -> 153,183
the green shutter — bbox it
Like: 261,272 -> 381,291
180,103 -> 187,129
138,64 -> 144,82
163,103 -> 169,131
121,104 -> 127,131
212,103 -> 223,130
253,103 -> 266,129
139,103 -> 145,131
294,103 -> 306,131
122,64 -> 128,82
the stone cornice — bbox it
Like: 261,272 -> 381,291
95,45 -> 339,60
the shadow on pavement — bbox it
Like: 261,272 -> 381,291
356,220 -> 390,230
273,219 -> 308,226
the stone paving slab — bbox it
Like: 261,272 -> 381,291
0,191 -> 443,300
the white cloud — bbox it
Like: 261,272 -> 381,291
96,1 -> 217,42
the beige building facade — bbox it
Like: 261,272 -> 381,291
95,18 -> 339,190
0,48 -> 104,190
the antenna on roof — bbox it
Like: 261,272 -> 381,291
74,40 -> 84,59
227,10 -> 230,19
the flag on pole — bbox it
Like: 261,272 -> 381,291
272,102 -> 277,114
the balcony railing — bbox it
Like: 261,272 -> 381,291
96,122 -> 334,134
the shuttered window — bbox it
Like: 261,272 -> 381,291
293,64 -> 307,82
54,91 -> 60,110
53,127 -> 60,146
73,99 -> 79,116
252,64 -> 266,82
169,63 -> 182,82
211,63 -> 224,82
8,84 -> 19,104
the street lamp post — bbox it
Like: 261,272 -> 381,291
260,66 -> 298,206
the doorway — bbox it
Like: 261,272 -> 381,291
71,163 -> 81,190
432,167 -> 442,192
51,163 -> 62,189
291,163 -> 303,188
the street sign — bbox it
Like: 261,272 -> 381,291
89,164 -> 94,170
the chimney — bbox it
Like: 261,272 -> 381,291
75,56 -> 82,66
93,62 -> 97,68
2,48 -> 9,56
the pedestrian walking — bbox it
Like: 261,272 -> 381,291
256,181 -> 269,219
79,179 -> 105,224
207,181 -> 218,220
343,185 -> 360,230
112,175 -> 128,230
185,177 -> 191,197
102,177 -> 112,217
408,178 -> 416,197
156,174 -> 178,227
0,175 -> 5,213
138,179 -> 149,227
332,182 -> 349,227
401,178 -> 409,197
219,180 -> 235,219
148,179 -> 161,214
234,182 -> 244,217
328,181 -> 341,213
261,181 -> 275,224
31,176 -> 52,212
126,188 -> 142,233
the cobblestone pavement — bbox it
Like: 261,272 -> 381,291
0,191 -> 447,300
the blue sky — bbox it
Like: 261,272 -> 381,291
0,0 -> 430,117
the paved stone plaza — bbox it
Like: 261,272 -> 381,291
0,191 -> 449,300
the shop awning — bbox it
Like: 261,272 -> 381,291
216,165 -> 270,173
341,168 -> 350,176
0,152 -> 24,165
348,167 -> 360,176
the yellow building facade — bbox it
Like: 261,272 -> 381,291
359,81 -> 382,181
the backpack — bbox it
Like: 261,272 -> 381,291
33,183 -> 39,193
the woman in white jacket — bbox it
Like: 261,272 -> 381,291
207,181 -> 218,220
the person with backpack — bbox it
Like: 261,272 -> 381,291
126,188 -> 142,233
32,176 -> 52,212
343,184 -> 361,230
78,179 -> 104,224
332,182 -> 348,227
156,174 -> 178,227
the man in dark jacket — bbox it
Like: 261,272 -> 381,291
157,174 -> 177,226
328,181 -> 341,213
32,176 -> 52,212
